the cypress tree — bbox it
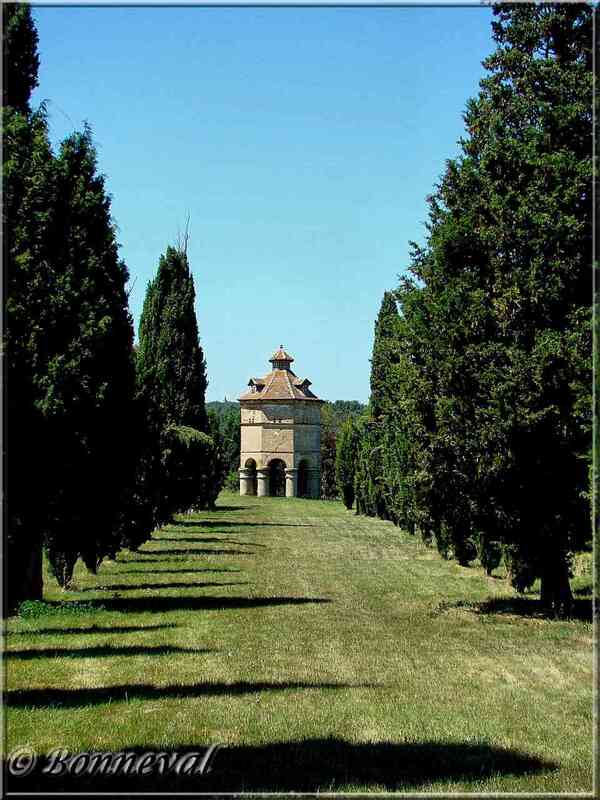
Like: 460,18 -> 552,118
320,428 -> 338,500
3,3 -> 39,113
370,291 -> 400,420
5,5 -> 137,601
133,245 -> 215,527
41,127 -> 136,587
392,4 -> 592,615
353,419 -> 388,520
3,4 -> 53,607
335,418 -> 359,510
220,405 -> 241,483
353,291 -> 400,522
319,402 -> 367,501
137,246 -> 208,434
4,12 -> 137,595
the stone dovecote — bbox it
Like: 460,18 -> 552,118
238,347 -> 324,498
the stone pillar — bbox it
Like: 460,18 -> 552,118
239,468 -> 253,496
285,468 -> 298,498
308,468 -> 321,499
256,468 -> 269,497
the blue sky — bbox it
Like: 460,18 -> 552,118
32,6 -> 494,402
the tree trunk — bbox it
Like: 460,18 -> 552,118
5,533 -> 43,614
343,486 -> 354,511
540,548 -> 573,618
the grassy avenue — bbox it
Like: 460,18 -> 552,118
5,491 -> 593,792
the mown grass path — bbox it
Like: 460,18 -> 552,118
5,491 -> 593,793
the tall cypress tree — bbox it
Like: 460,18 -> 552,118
3,3 -> 54,608
3,3 -> 39,113
355,5 -> 591,615
137,246 -> 208,434
41,128 -> 136,587
370,291 -> 400,420
353,291 -> 400,521
132,245 -> 215,529
390,4 -> 592,614
4,5 -> 137,599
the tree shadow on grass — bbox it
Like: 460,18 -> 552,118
81,581 -> 249,592
5,738 -> 558,793
5,644 -> 217,661
174,521 -> 314,529
154,537 -> 266,548
100,568 -> 242,575
4,681 -> 374,709
46,595 -> 332,614
443,596 -> 593,622
122,548 -> 255,557
6,623 -> 179,637
210,505 -> 251,512
115,557 -> 241,565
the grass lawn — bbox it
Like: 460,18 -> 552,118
4,490 -> 594,793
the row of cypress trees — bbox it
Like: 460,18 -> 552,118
340,4 -> 593,619
3,5 -> 222,612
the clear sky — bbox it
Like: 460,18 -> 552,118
31,5 -> 494,403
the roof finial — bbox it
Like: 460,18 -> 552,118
269,346 -> 294,366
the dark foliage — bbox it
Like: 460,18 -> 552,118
2,3 -> 39,113
4,7 -> 136,601
335,417 -> 360,510
207,403 -> 240,491
369,292 -> 400,420
40,128 -> 136,587
320,427 -> 338,500
353,5 -> 592,618
321,401 -> 366,500
137,245 -> 208,434
128,245 -> 217,546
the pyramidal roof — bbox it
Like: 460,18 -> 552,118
239,347 -> 322,402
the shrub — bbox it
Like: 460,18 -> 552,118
161,425 -> 215,514
225,469 -> 239,491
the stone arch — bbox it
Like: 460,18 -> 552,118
297,459 -> 310,498
268,458 -> 287,497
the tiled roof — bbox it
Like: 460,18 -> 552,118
239,369 -> 321,402
239,345 -> 323,403
269,346 -> 294,364
292,376 -> 310,387
240,347 -> 322,402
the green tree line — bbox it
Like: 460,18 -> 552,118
3,4 -> 223,611
349,4 -> 592,619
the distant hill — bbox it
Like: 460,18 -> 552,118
207,400 -> 240,418
207,399 -> 366,427
322,401 -> 367,433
